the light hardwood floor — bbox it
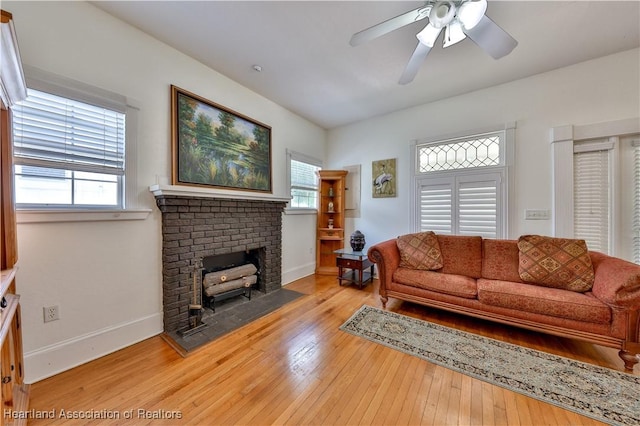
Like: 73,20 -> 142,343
27,275 -> 637,425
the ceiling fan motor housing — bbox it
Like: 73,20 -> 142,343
430,1 -> 457,28
429,0 -> 487,30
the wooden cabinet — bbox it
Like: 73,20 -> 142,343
335,250 -> 374,288
1,10 -> 30,424
0,268 -> 28,425
315,170 -> 348,275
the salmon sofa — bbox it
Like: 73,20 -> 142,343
367,233 -> 640,371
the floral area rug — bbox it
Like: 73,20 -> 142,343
340,305 -> 640,426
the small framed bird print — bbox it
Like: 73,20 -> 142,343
372,158 -> 396,198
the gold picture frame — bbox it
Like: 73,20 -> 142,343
171,85 -> 272,193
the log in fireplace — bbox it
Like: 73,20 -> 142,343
201,249 -> 262,311
153,191 -> 287,333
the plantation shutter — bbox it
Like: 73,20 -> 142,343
634,140 -> 640,263
573,141 -> 612,254
458,178 -> 498,238
418,173 -> 501,238
12,88 -> 126,175
419,180 -> 453,234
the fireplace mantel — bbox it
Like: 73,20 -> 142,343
149,184 -> 291,203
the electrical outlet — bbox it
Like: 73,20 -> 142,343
43,305 -> 60,323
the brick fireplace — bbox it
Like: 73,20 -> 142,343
151,185 -> 288,333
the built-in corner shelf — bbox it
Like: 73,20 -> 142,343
2,9 -> 31,423
0,268 -> 19,345
0,267 -> 16,299
315,170 -> 348,275
149,184 -> 291,203
0,266 -> 30,424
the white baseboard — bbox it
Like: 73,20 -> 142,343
282,262 -> 315,285
24,312 -> 163,384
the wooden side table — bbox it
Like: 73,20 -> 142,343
334,249 -> 374,289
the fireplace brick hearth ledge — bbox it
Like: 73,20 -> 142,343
150,184 -> 290,333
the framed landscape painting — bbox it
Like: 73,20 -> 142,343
171,85 -> 272,193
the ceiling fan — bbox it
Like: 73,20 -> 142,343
350,0 -> 518,85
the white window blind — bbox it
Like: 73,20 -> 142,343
288,154 -> 321,209
634,141 -> 640,263
418,173 -> 500,238
12,88 -> 125,175
573,148 -> 610,253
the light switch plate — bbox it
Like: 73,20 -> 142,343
524,209 -> 550,220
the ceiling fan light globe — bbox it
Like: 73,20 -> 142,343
416,23 -> 442,47
443,20 -> 466,47
429,1 -> 456,28
458,0 -> 487,30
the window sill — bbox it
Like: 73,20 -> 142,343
16,209 -> 152,224
284,208 -> 318,215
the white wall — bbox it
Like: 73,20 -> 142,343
327,48 -> 640,250
5,1 -> 325,383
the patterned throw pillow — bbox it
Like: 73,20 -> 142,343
517,235 -> 595,292
397,231 -> 443,270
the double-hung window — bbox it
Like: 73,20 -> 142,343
412,128 -> 512,239
286,150 -> 322,212
12,88 -> 125,208
9,67 -> 139,216
571,135 -> 640,262
554,119 -> 639,263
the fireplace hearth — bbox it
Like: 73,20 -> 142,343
153,189 -> 287,333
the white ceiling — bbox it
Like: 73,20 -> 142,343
92,1 -> 640,129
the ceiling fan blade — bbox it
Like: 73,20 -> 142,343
398,42 -> 433,85
350,5 -> 431,47
463,14 -> 517,59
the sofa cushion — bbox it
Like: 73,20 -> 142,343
477,279 -> 611,324
393,268 -> 477,299
517,235 -> 595,292
482,239 -> 523,282
396,231 -> 443,270
436,234 -> 483,278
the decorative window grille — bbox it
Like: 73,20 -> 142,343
418,134 -> 501,172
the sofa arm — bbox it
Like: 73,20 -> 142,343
367,239 -> 400,307
590,252 -> 640,308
